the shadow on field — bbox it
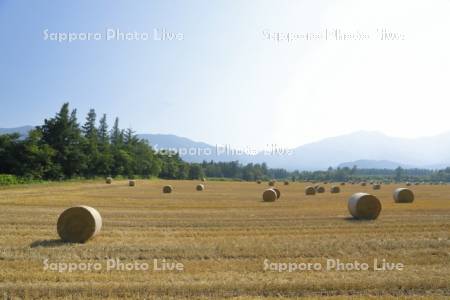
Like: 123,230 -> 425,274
342,217 -> 376,222
30,239 -> 66,248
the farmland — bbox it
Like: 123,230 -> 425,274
0,180 -> 449,299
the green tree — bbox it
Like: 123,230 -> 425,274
188,164 -> 204,180
82,109 -> 100,178
395,166 -> 404,182
96,114 -> 112,176
16,129 -> 56,179
110,117 -> 123,146
38,103 -> 86,179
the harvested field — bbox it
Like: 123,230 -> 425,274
0,180 -> 449,299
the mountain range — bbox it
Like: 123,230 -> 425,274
1,126 -> 449,171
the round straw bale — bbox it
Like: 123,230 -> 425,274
393,188 -> 414,203
201,177 -> 206,182
361,182 -> 367,186
196,184 -> 205,191
262,189 -> 277,202
340,182 -> 346,186
257,180 -> 262,184
284,181 -> 289,186
373,184 -> 381,190
129,180 -> 136,187
348,193 -> 382,220
106,177 -> 112,184
330,186 -> 340,193
316,186 -> 325,193
163,185 -> 173,193
57,206 -> 102,243
268,180 -> 276,186
305,186 -> 316,195
272,188 -> 281,199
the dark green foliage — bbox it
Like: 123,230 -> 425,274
0,103 -> 188,181
188,164 -> 204,180
0,174 -> 19,185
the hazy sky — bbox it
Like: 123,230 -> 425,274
1,0 -> 449,149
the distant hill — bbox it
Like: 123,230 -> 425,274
139,131 -> 450,170
2,127 -> 450,170
0,126 -> 34,137
138,134 -> 249,163
251,131 -> 450,170
338,159 -> 413,170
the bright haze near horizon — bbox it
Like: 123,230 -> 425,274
0,0 -> 449,150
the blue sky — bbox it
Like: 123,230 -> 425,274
1,0 -> 450,149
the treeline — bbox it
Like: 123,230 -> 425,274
290,166 -> 450,183
1,103 -> 450,183
0,103 -> 191,180
201,162 -> 450,183
200,160 -> 290,181
0,103 -> 288,182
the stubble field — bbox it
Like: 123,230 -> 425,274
0,180 -> 449,299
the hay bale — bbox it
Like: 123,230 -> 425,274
106,177 -> 112,184
393,188 -> 414,203
268,180 -> 276,186
262,189 -> 277,202
340,182 -> 346,186
348,193 -> 382,220
163,185 -> 173,193
272,188 -> 281,199
201,177 -> 206,182
284,181 -> 289,186
257,180 -> 262,184
361,182 -> 367,186
330,186 -> 340,193
406,182 -> 411,186
305,186 -> 316,195
196,184 -> 205,191
315,186 -> 325,193
373,184 -> 381,190
129,180 -> 136,187
57,206 -> 102,243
